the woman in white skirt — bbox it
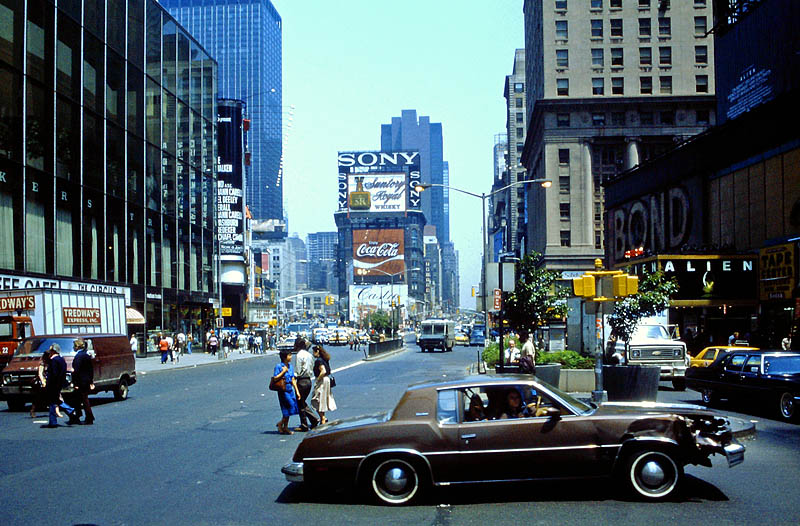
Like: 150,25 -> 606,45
311,345 -> 336,425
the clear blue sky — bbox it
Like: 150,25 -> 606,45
273,0 -> 525,309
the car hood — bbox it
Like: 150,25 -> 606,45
310,412 -> 389,435
629,337 -> 683,346
596,401 -> 713,417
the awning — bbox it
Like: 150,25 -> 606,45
126,307 -> 146,325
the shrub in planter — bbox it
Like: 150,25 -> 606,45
538,350 -> 595,370
481,336 -> 520,367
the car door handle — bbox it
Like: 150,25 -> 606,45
461,433 -> 477,440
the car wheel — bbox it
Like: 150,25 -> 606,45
6,398 -> 26,412
779,392 -> 797,422
367,458 -> 426,505
624,449 -> 683,500
114,378 -> 129,401
700,389 -> 717,406
672,379 -> 686,391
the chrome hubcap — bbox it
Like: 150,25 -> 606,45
640,460 -> 666,487
383,467 -> 408,493
781,394 -> 793,417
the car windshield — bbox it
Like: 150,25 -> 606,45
634,325 -> 669,339
422,324 -> 442,335
17,337 -> 80,357
764,355 -> 800,375
0,322 -> 12,339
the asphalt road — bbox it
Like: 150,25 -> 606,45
2,342 -> 799,525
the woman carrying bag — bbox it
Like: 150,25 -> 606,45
272,350 -> 300,435
311,345 -> 337,425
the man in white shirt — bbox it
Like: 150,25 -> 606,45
294,339 -> 319,431
520,331 -> 536,373
504,340 -> 520,365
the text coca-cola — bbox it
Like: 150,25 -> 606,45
355,243 -> 400,259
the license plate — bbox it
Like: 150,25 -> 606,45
724,442 -> 745,468
2,386 -> 23,394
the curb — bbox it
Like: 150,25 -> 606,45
363,345 -> 410,362
136,352 -> 272,376
728,416 -> 757,440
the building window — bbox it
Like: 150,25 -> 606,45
591,19 -> 603,38
555,0 -> 568,10
591,48 -> 604,67
516,97 -> 524,107
556,20 -> 569,39
595,202 -> 603,222
595,231 -> 602,249
560,230 -> 571,247
696,74 -> 709,93
560,203 -> 571,220
611,48 -> 623,66
639,0 -> 651,7
557,78 -> 569,96
694,16 -> 707,36
591,0 -> 602,8
659,75 -> 672,94
611,111 -> 625,125
592,112 -> 606,126
694,0 -> 706,6
516,142 -> 524,150
516,112 -> 524,123
514,82 -> 524,92
640,47 -> 652,65
658,17 -> 671,37
592,78 -> 605,95
660,110 -> 674,125
640,111 -> 654,124
659,46 -> 672,65
556,113 -> 570,127
516,127 -> 524,137
610,19 -> 623,37
556,49 -> 569,67
695,45 -> 708,64
610,0 -> 622,7
639,18 -> 651,37
559,176 -> 570,193
696,109 -> 710,124
611,77 -> 624,94
640,76 -> 653,94
558,148 -> 570,164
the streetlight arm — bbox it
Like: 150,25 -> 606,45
415,183 -> 483,199
415,179 -> 551,200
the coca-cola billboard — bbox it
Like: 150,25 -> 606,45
353,229 -> 405,279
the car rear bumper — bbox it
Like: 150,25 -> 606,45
282,461 -> 304,483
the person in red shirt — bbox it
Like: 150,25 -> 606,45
159,333 -> 170,364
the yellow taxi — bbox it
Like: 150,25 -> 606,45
454,332 -> 470,346
690,345 -> 759,368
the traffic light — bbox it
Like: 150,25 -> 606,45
324,295 -> 335,305
471,286 -> 476,297
572,275 -> 596,297
612,274 -> 639,297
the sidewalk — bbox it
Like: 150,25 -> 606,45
136,349 -> 276,375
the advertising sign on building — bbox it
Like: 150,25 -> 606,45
62,307 -> 102,326
627,255 -> 757,304
349,284 -> 408,320
352,229 -> 405,279
337,151 -> 421,212
216,103 -> 245,257
759,243 -> 796,301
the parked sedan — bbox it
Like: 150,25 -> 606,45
687,350 -> 800,422
690,346 -> 759,368
454,332 -> 469,346
282,375 -> 744,504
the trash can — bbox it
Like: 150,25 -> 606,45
603,365 -> 660,401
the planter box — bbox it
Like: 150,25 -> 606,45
558,369 -> 595,392
602,365 -> 660,401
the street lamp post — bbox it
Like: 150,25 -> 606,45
415,179 -> 552,359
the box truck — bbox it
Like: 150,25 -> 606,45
0,288 -> 127,372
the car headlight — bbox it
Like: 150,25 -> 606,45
631,349 -> 641,358
65,373 -> 72,384
673,349 -> 682,357
2,373 -> 11,385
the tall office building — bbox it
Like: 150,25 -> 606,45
381,110 -> 459,312
0,0 -> 219,343
502,49 -> 529,255
161,0 -> 284,227
306,232 -> 338,292
521,0 -> 716,272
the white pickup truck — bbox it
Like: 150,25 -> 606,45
612,324 -> 689,391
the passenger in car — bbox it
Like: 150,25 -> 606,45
500,388 -> 529,419
465,394 -> 486,422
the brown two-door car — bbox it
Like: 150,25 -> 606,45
282,375 -> 744,504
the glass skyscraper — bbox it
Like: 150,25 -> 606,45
0,0 -> 219,341
161,0 -> 284,224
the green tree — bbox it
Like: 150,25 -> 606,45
607,270 -> 679,342
504,252 -> 570,338
367,310 -> 394,333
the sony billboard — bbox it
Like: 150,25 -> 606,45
337,151 -> 421,213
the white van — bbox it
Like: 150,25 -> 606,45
417,319 -> 456,352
